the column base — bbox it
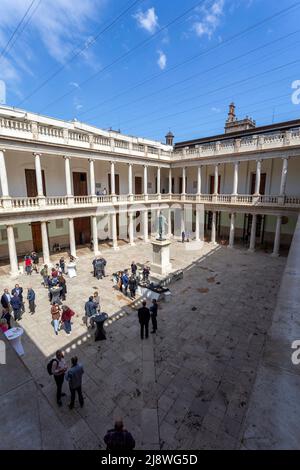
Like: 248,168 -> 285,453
9,270 -> 19,277
227,245 -> 234,249
112,244 -> 119,251
271,252 -> 279,258
248,248 -> 255,253
129,242 -> 136,246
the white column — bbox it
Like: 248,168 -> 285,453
272,215 -> 282,257
197,166 -> 202,195
144,165 -> 148,196
211,211 -> 217,244
167,206 -> 172,237
0,149 -> 9,197
111,212 -> 118,250
89,159 -> 96,196
182,167 -> 186,194
195,207 -> 200,241
280,158 -> 288,196
157,167 -> 161,194
7,225 -> 18,275
128,164 -> 133,195
168,168 -> 172,194
180,208 -> 185,234
128,211 -> 135,245
68,218 -> 76,258
249,214 -> 257,252
254,160 -> 262,195
41,221 -> 50,264
92,215 -> 99,255
232,162 -> 239,195
64,156 -> 72,196
143,210 -> 149,242
110,161 -> 115,195
214,164 -> 219,195
228,212 -> 235,248
34,153 -> 44,197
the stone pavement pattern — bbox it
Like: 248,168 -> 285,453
1,241 -> 285,449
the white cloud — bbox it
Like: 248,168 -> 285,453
0,0 -> 103,94
70,82 -> 80,89
157,50 -> 166,70
193,0 -> 225,38
134,7 -> 158,34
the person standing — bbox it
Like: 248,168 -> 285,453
131,261 -> 137,276
24,254 -> 32,275
182,231 -> 185,243
40,264 -> 49,287
104,420 -> 135,451
138,300 -> 150,340
1,288 -> 11,311
1,308 -> 12,329
58,275 -> 67,301
10,292 -> 22,321
128,275 -> 137,299
51,350 -> 67,407
31,251 -> 39,273
61,305 -> 75,335
51,302 -> 61,335
122,270 -> 129,296
11,284 -> 24,313
27,287 -> 36,314
150,298 -> 158,334
93,291 -> 101,312
84,296 -> 97,328
66,356 -> 84,409
59,257 -> 65,274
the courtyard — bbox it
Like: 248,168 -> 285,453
1,240 -> 285,449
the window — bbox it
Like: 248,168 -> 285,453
55,220 -> 64,229
1,228 -> 18,241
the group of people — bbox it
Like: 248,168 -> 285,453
1,284 -> 36,331
92,256 -> 107,280
115,262 -> 151,299
49,350 -> 84,408
24,251 -> 39,275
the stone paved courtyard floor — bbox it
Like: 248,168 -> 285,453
1,240 -> 286,449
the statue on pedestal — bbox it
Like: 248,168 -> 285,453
157,213 -> 168,241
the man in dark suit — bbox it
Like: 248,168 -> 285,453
1,288 -> 11,310
138,300 -> 150,340
11,284 -> 24,313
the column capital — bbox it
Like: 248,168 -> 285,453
234,160 -> 240,165
33,152 -> 42,157
144,164 -> 149,168
63,155 -> 71,160
0,148 -> 6,153
127,162 -> 133,166
281,156 -> 290,161
88,158 -> 95,163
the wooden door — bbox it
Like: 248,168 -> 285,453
31,222 -> 43,252
108,174 -> 120,194
250,173 -> 266,195
209,175 -> 221,194
179,177 -> 188,194
74,217 -> 91,245
135,176 -> 142,194
25,169 -> 46,196
73,172 -> 88,196
25,169 -> 46,252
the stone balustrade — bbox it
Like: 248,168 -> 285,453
1,114 -> 299,163
0,194 -> 299,219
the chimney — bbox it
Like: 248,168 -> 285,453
165,130 -> 174,146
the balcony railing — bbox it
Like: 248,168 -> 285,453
0,193 -> 300,214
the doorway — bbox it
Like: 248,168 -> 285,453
72,172 -> 91,244
25,169 -> 47,252
108,173 -> 120,195
250,173 -> 266,194
209,174 -> 221,194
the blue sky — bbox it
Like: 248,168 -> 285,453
0,0 -> 300,142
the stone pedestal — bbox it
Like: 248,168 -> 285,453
150,239 -> 172,276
